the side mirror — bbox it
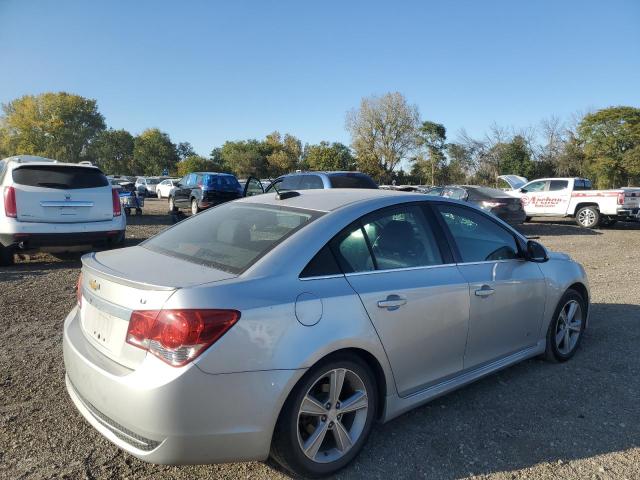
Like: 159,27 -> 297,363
526,240 -> 548,263
520,188 -> 528,193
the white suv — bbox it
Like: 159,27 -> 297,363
0,155 -> 126,266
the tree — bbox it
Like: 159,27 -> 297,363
176,141 -> 196,160
209,147 -> 230,172
493,135 -> 534,178
220,139 -> 271,178
265,131 -> 302,175
0,92 -> 105,162
346,92 -> 420,181
303,142 -> 354,171
132,128 -> 178,176
176,155 -> 213,176
415,121 -> 447,185
86,129 -> 134,174
578,106 -> 640,187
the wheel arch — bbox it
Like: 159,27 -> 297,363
572,202 -> 599,216
567,282 -> 590,327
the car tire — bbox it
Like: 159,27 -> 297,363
109,231 -> 126,248
168,196 -> 177,213
575,206 -> 599,228
124,207 -> 131,216
157,191 -> 162,199
0,244 -> 15,267
191,199 -> 200,215
544,289 -> 586,363
525,216 -> 532,222
270,354 -> 377,478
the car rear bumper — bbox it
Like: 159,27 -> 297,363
615,207 -> 639,219
62,307 -> 303,464
0,217 -> 126,248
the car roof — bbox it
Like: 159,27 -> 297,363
238,188 -> 421,212
3,155 -> 101,170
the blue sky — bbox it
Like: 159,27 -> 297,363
1,0 -> 639,156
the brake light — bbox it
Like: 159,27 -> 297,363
112,188 -> 121,217
126,309 -> 240,367
4,186 -> 17,217
617,192 -> 625,205
76,272 -> 83,307
481,200 -> 504,209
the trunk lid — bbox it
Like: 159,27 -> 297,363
12,164 -> 114,223
78,247 -> 237,369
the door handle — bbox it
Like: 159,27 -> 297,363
475,285 -> 495,297
377,295 -> 407,310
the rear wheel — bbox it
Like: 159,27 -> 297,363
575,206 -> 599,228
0,244 -> 15,266
544,289 -> 586,362
271,355 -> 377,478
157,190 -> 162,199
168,196 -> 177,213
191,199 -> 200,215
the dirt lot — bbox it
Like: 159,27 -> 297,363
1,198 -> 639,480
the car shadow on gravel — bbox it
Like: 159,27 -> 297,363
330,302 -> 640,479
1,258 -> 81,282
519,220 -> 602,237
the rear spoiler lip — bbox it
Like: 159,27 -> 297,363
81,252 -> 176,291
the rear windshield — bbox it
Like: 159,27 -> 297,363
143,202 -> 322,273
13,166 -> 109,189
204,174 -> 241,191
328,173 -> 378,189
469,186 -> 511,198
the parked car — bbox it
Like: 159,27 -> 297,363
135,177 -> 161,197
265,171 -> 378,192
155,178 -> 179,199
0,155 -> 125,265
168,172 -> 263,215
64,189 -> 589,477
432,185 -> 526,226
500,175 -> 640,228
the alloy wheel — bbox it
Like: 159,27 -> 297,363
555,299 -> 583,355
296,368 -> 369,464
577,208 -> 596,227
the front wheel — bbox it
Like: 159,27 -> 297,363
191,199 -> 200,215
544,289 -> 586,362
271,356 -> 377,478
575,206 -> 599,228
157,190 -> 162,199
168,196 -> 177,213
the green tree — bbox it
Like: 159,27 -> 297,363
0,92 -> 105,162
415,121 -> 447,185
494,135 -> 534,177
209,147 -> 231,172
86,129 -> 134,174
220,139 -> 270,178
176,155 -> 213,176
132,128 -> 178,176
176,141 -> 196,160
346,92 -> 419,181
265,131 -> 302,175
578,106 -> 640,187
303,141 -> 355,171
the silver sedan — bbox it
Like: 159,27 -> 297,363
63,189 -> 589,477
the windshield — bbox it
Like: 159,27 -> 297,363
146,178 -> 160,185
143,202 -> 322,273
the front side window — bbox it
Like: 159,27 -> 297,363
436,204 -> 520,262
144,203 -> 321,273
523,181 -> 546,192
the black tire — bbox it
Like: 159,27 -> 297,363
168,196 -> 177,213
575,206 -> 600,229
124,207 -> 131,216
135,208 -> 142,216
0,244 -> 15,266
270,355 -> 377,478
525,216 -> 532,223
109,231 -> 126,249
544,289 -> 587,362
191,199 -> 200,215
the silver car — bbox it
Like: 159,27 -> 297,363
63,189 -> 589,477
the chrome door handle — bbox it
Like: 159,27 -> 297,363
475,285 -> 495,297
377,295 -> 407,310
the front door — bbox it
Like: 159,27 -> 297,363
243,176 -> 265,197
332,204 -> 469,396
434,203 -> 546,368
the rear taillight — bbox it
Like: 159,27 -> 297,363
126,309 -> 240,367
76,272 -> 83,307
4,186 -> 17,218
481,200 -> 504,209
112,189 -> 121,217
617,192 -> 625,205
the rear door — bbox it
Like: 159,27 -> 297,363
434,203 -> 546,367
334,203 -> 470,396
11,165 -> 114,223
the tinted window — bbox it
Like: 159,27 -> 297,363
574,179 -> 592,191
298,175 -> 325,189
442,187 -> 467,200
300,245 -> 341,278
330,222 -> 374,273
549,180 -> 568,191
437,204 -> 519,262
12,166 -> 108,189
144,203 -> 320,273
328,173 -> 377,189
280,175 -> 302,191
204,174 -> 241,191
186,174 -> 197,187
362,205 -> 443,270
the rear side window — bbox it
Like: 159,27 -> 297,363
12,166 -> 108,189
574,179 -> 592,190
328,173 -> 377,189
549,180 -> 568,191
298,175 -> 325,189
436,204 -> 519,262
300,245 -> 341,278
143,203 -> 321,273
280,176 -> 302,191
330,222 -> 375,273
204,174 -> 241,191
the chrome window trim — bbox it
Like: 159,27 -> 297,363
344,262 -> 458,277
299,273 -> 345,281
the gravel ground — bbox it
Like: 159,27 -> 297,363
1,198 -> 639,480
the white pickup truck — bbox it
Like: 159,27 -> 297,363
499,176 -> 640,228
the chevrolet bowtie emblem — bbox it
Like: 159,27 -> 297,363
89,279 -> 100,291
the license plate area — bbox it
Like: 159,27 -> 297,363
84,309 -> 114,346
80,298 -> 131,357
